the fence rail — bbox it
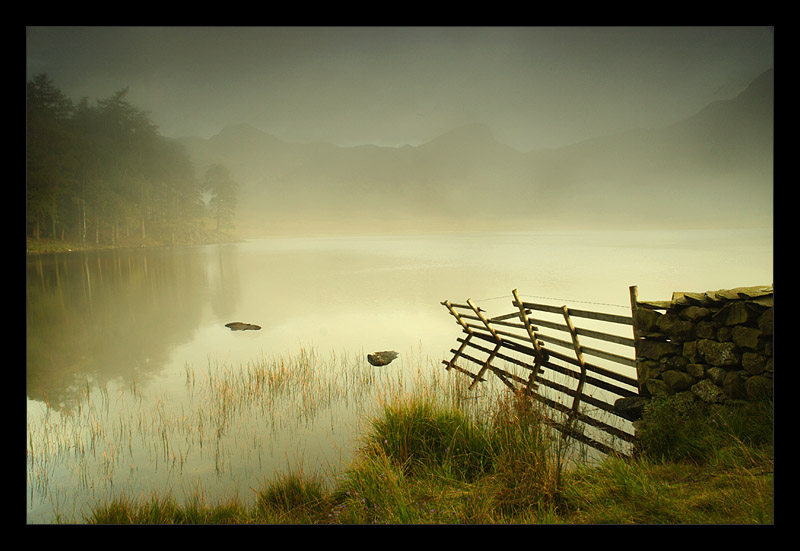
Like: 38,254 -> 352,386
441,288 -> 640,457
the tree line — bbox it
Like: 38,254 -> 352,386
26,73 -> 237,247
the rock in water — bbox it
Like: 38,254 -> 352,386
367,351 -> 399,366
225,322 -> 261,331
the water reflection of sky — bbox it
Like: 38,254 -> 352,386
26,228 -> 773,522
27,227 -> 773,409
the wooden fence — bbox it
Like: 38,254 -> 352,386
441,288 -> 641,457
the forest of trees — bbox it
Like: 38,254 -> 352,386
26,73 -> 236,248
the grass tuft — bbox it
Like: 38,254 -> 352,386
80,357 -> 772,525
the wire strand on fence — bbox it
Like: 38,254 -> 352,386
472,293 -> 629,310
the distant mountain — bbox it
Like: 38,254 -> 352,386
522,68 -> 773,226
178,69 -> 773,234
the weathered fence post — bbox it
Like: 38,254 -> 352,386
441,300 -> 473,371
628,285 -> 644,394
467,298 -> 502,389
561,305 -> 588,414
512,288 -> 545,395
440,288 -> 641,458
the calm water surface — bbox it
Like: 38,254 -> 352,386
26,228 -> 772,522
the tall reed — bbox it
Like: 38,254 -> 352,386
27,345 -> 402,523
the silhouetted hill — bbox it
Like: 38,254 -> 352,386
178,69 -> 773,234
516,68 -> 773,227
665,68 -> 773,166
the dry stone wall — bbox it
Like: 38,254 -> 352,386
633,284 -> 773,404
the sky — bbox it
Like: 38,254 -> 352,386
25,26 -> 774,151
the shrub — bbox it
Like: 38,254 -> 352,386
365,396 -> 494,481
635,393 -> 773,465
257,471 -> 327,519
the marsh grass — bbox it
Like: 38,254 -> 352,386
365,395 -> 494,481
324,387 -> 571,524
30,348 -> 773,524
27,346 -> 404,523
560,453 -> 773,524
308,390 -> 771,525
256,470 -> 329,523
634,393 -> 774,465
558,394 -> 774,524
83,385 -> 774,524
88,492 -> 263,524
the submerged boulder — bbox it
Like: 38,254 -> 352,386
225,322 -> 261,331
367,351 -> 399,366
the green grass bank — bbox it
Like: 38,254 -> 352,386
86,390 -> 773,524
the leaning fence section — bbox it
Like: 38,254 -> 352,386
441,289 -> 640,458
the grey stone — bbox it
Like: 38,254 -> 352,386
225,321 -> 261,331
637,339 -> 681,360
741,352 -> 767,375
614,396 -> 649,422
656,314 -> 695,341
367,350 -> 399,366
758,309 -> 773,335
707,366 -> 727,385
672,292 -> 709,306
732,326 -> 761,350
696,321 -> 718,339
713,285 -> 773,301
682,341 -> 701,363
661,355 -> 689,371
691,379 -> 726,404
636,360 -> 659,388
717,326 -> 733,342
697,339 -> 740,367
687,363 -> 706,378
713,302 -> 750,326
637,300 -> 672,310
662,370 -> 696,391
633,308 -> 662,332
723,372 -> 747,400
681,306 -> 713,321
752,296 -> 773,308
633,286 -> 773,407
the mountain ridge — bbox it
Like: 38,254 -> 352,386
188,67 -> 773,155
178,68 -> 773,234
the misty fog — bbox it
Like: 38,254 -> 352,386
180,67 -> 773,237
27,26 -> 773,239
26,27 -> 774,524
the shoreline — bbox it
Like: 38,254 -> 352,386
26,235 -> 241,256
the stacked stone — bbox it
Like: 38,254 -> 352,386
633,285 -> 773,404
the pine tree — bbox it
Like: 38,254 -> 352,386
203,164 -> 238,231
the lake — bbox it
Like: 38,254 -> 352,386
26,228 -> 773,523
